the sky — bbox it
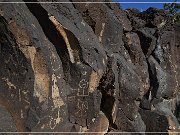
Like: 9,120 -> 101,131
113,0 -> 180,11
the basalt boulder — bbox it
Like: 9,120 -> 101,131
0,0 -> 179,134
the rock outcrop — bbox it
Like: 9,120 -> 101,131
0,0 -> 179,134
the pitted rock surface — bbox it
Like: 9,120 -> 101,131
0,0 -> 179,134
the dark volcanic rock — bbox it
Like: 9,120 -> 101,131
136,27 -> 157,57
0,0 -> 179,134
139,109 -> 169,134
140,7 -> 170,28
0,106 -> 17,132
117,55 -> 144,120
126,8 -> 146,29
123,32 -> 150,93
106,3 -> 132,31
148,55 -> 177,98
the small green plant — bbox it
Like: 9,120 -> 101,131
163,1 -> 180,23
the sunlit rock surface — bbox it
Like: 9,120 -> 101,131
0,0 -> 179,134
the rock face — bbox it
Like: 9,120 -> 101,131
0,0 -> 179,134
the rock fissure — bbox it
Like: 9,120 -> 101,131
0,1 -> 179,134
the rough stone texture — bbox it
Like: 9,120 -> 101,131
136,27 -> 157,58
0,106 -> 17,132
0,0 -> 179,134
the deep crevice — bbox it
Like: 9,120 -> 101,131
139,58 -> 160,110
97,58 -> 118,130
175,102 -> 180,123
23,0 -> 85,83
144,23 -> 157,28
147,61 -> 159,100
24,0 -> 70,80
136,30 -> 153,55
24,1 -> 97,128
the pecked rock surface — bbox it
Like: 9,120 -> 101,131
0,0 -> 179,134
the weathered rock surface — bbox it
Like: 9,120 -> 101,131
0,0 -> 179,134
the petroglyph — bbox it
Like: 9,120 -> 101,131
8,21 -> 49,103
2,78 -> 16,89
68,96 -> 76,102
79,79 -> 88,89
52,73 -> 64,108
99,23 -> 105,43
49,110 -> 63,130
20,109 -> 23,119
78,79 -> 89,96
1,2 -> 180,133
75,99 -> 88,118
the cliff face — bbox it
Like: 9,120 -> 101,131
0,0 -> 179,134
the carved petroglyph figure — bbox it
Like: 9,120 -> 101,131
78,79 -> 89,96
75,99 -> 88,118
49,110 -> 63,130
52,73 -> 64,108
